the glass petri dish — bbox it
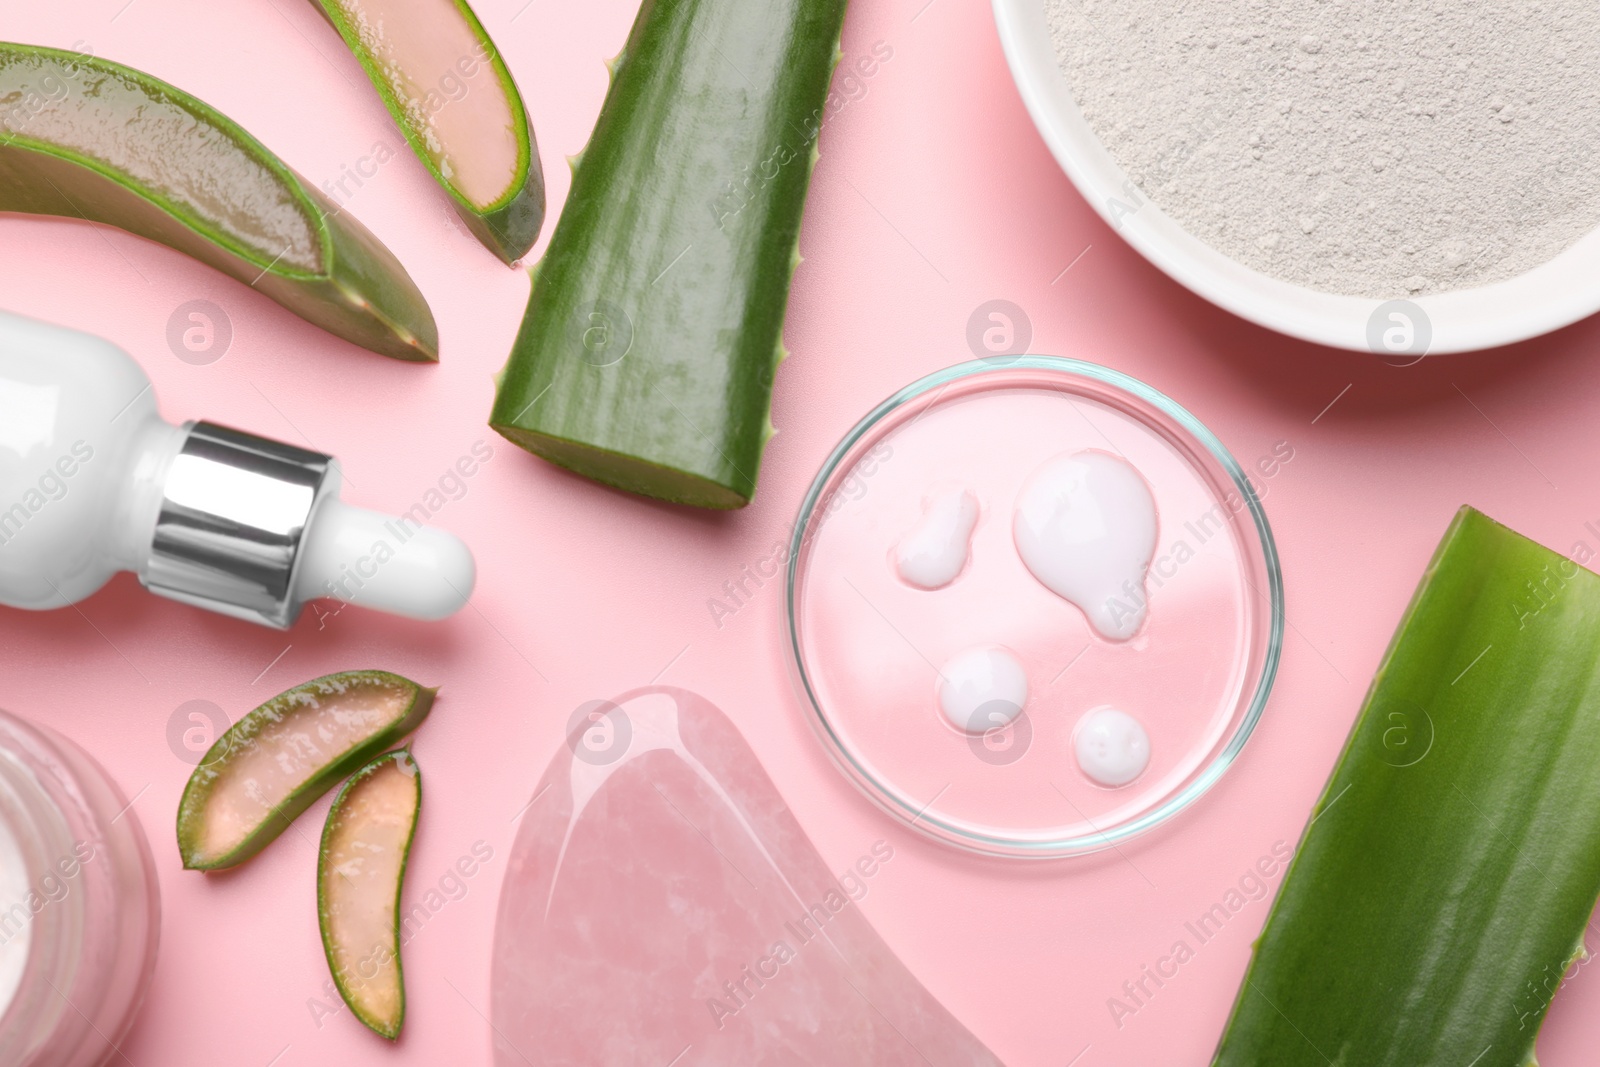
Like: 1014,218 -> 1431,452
785,357 -> 1283,859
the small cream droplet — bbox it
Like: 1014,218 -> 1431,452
1075,707 -> 1150,787
894,487 -> 979,590
937,646 -> 1028,734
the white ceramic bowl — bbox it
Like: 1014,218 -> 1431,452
992,0 -> 1600,354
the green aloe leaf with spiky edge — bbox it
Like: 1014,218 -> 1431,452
308,0 -> 545,265
0,43 -> 438,361
1214,506 -> 1600,1067
488,0 -> 850,509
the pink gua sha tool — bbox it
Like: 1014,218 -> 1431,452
490,686 -> 1003,1066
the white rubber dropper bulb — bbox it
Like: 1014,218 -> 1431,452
294,496 -> 476,621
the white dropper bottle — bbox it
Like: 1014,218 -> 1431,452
0,310 -> 474,628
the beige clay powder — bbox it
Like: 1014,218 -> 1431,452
1046,1 -> 1600,297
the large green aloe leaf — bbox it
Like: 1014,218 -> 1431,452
488,0 -> 850,509
0,43 -> 437,361
1214,506 -> 1600,1066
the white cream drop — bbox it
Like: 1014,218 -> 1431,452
894,487 -> 979,589
937,646 -> 1028,734
1074,706 -> 1151,787
1013,450 -> 1158,640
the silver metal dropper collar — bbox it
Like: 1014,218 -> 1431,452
142,421 -> 334,628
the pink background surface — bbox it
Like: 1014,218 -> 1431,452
4,1 -> 1600,1064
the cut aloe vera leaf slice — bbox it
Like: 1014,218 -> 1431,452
488,0 -> 849,508
319,749 -> 421,1040
1213,506 -> 1600,1066
310,0 -> 544,265
176,671 -> 434,871
0,43 -> 438,361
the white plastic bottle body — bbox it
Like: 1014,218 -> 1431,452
0,310 -> 472,625
0,313 -> 180,610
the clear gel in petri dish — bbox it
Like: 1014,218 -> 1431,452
785,357 -> 1283,859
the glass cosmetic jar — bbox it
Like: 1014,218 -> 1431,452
0,708 -> 159,1065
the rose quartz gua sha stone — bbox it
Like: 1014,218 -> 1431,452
490,686 -> 1003,1066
